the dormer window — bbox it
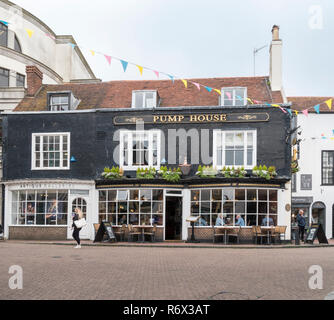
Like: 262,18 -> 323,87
132,90 -> 158,108
220,87 -> 247,107
47,91 -> 80,111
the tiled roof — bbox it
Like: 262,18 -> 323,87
15,76 -> 283,111
288,96 -> 333,113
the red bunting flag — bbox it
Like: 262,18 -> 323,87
104,55 -> 112,65
302,109 -> 309,117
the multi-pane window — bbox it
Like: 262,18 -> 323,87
120,130 -> 160,169
49,95 -> 70,111
11,190 -> 68,226
191,188 -> 278,227
322,151 -> 334,185
98,189 -> 164,226
132,90 -> 158,108
213,130 -> 256,169
32,133 -> 70,170
16,73 -> 25,87
221,87 -> 247,106
0,67 -> 9,87
0,22 -> 7,47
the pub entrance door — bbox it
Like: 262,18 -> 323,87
165,196 -> 182,240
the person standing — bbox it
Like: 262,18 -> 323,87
297,209 -> 306,242
72,208 -> 83,248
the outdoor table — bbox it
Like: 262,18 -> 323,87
135,225 -> 154,242
215,226 -> 239,244
260,226 -> 275,244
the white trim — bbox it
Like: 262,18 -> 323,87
212,129 -> 257,169
31,132 -> 70,170
131,90 -> 158,108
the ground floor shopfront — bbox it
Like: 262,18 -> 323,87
3,178 -> 292,241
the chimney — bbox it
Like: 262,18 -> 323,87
269,25 -> 282,91
26,65 -> 43,96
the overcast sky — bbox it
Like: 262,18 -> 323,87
13,0 -> 334,97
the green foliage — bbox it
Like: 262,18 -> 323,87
221,166 -> 247,178
252,165 -> 277,180
196,165 -> 218,178
158,166 -> 182,182
291,161 -> 299,174
101,166 -> 124,179
136,167 -> 157,179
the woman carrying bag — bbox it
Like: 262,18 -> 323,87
71,208 -> 86,248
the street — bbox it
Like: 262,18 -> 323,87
1,242 -> 334,300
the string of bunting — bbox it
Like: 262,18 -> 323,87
1,18 -> 333,116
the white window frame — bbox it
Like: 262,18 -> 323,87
220,87 -> 247,107
49,94 -> 70,111
131,90 -> 158,108
119,130 -> 161,170
31,132 -> 70,170
213,130 -> 256,169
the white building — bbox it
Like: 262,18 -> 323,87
289,97 -> 334,239
0,0 -> 98,111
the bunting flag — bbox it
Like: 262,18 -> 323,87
120,60 -> 128,72
136,65 -> 143,76
167,74 -> 174,83
294,110 -> 298,116
326,99 -> 332,110
302,109 -> 309,117
153,70 -> 159,78
214,89 -> 221,95
25,29 -> 34,38
225,91 -> 232,100
90,50 -> 95,56
193,82 -> 201,91
0,20 -> 9,26
247,98 -> 254,104
236,95 -> 243,101
314,104 -> 320,114
104,54 -> 112,65
286,109 -> 292,116
181,79 -> 187,88
204,86 -> 212,92
69,43 -> 76,49
45,33 -> 56,40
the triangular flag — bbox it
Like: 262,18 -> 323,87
271,104 -> 280,107
120,60 -> 128,72
236,95 -> 243,101
225,91 -> 232,100
204,86 -> 212,92
294,110 -> 299,115
25,29 -> 34,38
314,104 -> 320,114
265,103 -> 271,107
0,20 -> 9,26
253,100 -> 260,104
90,50 -> 95,56
181,79 -> 187,88
332,130 -> 334,135
136,65 -> 143,76
69,43 -> 76,49
193,82 -> 200,90
247,98 -> 254,104
167,74 -> 174,83
104,55 -> 112,65
330,137 -> 334,140
153,71 -> 159,78
279,106 -> 287,113
214,89 -> 221,95
287,109 -> 292,116
325,99 -> 332,110
302,109 -> 309,117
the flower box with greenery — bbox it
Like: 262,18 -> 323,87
291,160 -> 299,174
101,166 -> 124,179
136,167 -> 157,179
221,166 -> 247,178
252,165 -> 277,180
158,166 -> 182,182
196,165 -> 219,178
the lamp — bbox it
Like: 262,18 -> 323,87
70,156 -> 77,163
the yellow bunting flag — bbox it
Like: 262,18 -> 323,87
214,89 -> 221,95
325,99 -> 332,110
90,50 -> 95,56
271,104 -> 280,107
247,98 -> 253,104
25,29 -> 34,38
181,79 -> 187,88
294,110 -> 299,116
136,65 -> 143,75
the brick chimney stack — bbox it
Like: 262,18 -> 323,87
26,66 -> 43,96
269,25 -> 282,92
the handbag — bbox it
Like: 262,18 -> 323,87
74,218 -> 87,229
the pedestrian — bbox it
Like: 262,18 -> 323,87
72,207 -> 83,248
297,209 -> 306,242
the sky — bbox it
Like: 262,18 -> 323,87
12,0 -> 334,97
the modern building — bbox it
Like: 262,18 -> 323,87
289,97 -> 334,239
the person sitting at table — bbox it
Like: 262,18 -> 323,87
46,200 -> 57,224
261,216 -> 274,226
235,215 -> 245,226
215,213 -> 224,226
119,214 -> 127,225
199,216 -> 208,226
26,203 -> 35,224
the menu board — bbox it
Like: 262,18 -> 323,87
305,224 -> 328,244
93,221 -> 116,242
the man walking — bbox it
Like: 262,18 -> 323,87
297,209 -> 306,242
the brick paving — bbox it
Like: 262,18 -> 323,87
1,241 -> 334,300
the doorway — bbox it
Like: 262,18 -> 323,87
311,202 -> 326,233
68,196 -> 90,239
165,196 -> 182,240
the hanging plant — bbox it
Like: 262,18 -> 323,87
221,166 -> 247,178
158,166 -> 182,182
136,167 -> 157,179
101,166 -> 124,179
291,160 -> 299,174
196,165 -> 218,178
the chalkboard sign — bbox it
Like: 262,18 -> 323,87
93,221 -> 116,243
306,223 -> 328,244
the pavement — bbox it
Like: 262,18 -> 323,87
1,241 -> 334,300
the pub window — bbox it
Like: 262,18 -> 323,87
48,94 -> 70,111
32,133 -> 70,170
14,35 -> 22,53
0,67 -> 9,87
131,90 -> 158,108
0,22 -> 8,47
120,130 -> 161,170
322,151 -> 334,185
11,190 -> 68,226
16,73 -> 25,87
98,189 -> 164,226
213,130 -> 256,169
191,188 -> 278,227
220,87 -> 247,107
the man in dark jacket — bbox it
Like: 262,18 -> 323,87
297,209 -> 306,242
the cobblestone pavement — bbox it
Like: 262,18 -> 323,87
1,242 -> 334,300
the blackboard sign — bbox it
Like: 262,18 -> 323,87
93,221 -> 116,243
306,223 -> 328,244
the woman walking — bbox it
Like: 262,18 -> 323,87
72,207 -> 83,248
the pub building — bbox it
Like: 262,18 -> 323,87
1,63 -> 293,242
